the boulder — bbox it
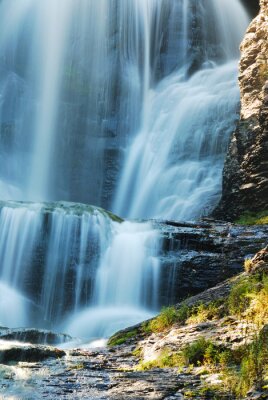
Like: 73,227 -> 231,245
0,328 -> 72,345
0,341 -> 65,364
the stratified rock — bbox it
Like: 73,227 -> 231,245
157,220 -> 268,304
0,328 -> 72,345
214,0 -> 268,220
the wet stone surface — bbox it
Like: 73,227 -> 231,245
0,345 -> 199,399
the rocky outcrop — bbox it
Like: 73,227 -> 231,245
0,328 -> 72,346
215,0 -> 268,220
157,219 -> 268,304
0,342 -> 65,364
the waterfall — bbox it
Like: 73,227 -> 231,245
113,62 -> 241,219
0,203 -> 159,339
113,0 -> 250,219
65,221 -> 159,338
0,1 -> 250,340
0,0 -> 249,212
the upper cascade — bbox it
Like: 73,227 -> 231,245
0,0 -> 249,219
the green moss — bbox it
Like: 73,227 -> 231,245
236,210 -> 268,225
107,329 -> 138,347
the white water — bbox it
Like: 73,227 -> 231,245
65,221 -> 159,338
114,62 -> 241,219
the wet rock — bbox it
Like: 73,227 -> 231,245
156,220 -> 268,304
0,342 -> 65,364
0,328 -> 72,345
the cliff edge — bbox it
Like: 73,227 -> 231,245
215,0 -> 268,220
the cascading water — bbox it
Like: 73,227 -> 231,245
114,62 -> 241,219
113,0 -> 250,219
0,1 -> 250,341
0,203 -> 159,339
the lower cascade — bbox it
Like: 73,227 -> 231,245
0,202 -> 160,340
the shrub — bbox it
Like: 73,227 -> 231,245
228,278 -> 256,316
186,301 -> 224,325
246,280 -> 268,326
145,303 -> 190,333
137,338 -> 229,371
236,210 -> 268,225
222,332 -> 268,397
176,302 -> 191,324
182,337 -> 212,366
148,306 -> 177,333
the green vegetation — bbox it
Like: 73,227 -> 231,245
222,332 -> 268,398
143,306 -> 180,333
138,264 -> 268,397
236,210 -> 268,225
143,300 -> 225,334
142,303 -> 191,333
108,329 -> 138,347
136,348 -> 184,371
109,250 -> 268,397
137,338 -> 231,371
244,257 -> 253,273
228,276 -> 256,316
186,300 -> 224,325
228,273 -> 268,323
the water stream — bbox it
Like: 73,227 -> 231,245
0,1 -> 250,340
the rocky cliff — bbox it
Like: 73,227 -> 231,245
215,0 -> 268,220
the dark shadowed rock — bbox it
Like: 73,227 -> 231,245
0,343 -> 65,364
0,328 -> 72,346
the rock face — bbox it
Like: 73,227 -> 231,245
157,219 -> 268,304
215,0 -> 268,220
